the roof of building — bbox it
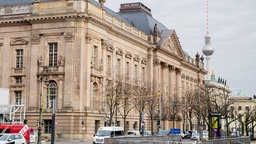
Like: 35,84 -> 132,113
118,10 -> 168,35
0,0 -> 51,6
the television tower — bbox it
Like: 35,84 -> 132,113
202,0 -> 214,80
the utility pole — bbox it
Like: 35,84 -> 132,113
157,91 -> 162,130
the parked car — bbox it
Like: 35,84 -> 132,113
156,130 -> 169,136
143,130 -> 152,136
93,126 -> 125,144
0,133 -> 26,144
191,133 -> 200,141
178,132 -> 185,139
184,130 -> 197,139
126,130 -> 140,136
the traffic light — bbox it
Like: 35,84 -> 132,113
23,119 -> 27,125
156,119 -> 160,126
81,120 -> 85,126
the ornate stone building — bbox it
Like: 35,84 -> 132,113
0,0 -> 206,139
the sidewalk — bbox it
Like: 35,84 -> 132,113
45,139 -> 93,144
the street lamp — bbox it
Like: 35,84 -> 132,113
38,66 -> 49,144
172,100 -> 177,129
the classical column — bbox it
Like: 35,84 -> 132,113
175,68 -> 182,101
58,79 -> 63,110
29,34 -> 41,110
161,62 -> 168,96
62,32 -> 75,111
85,33 -> 92,108
147,47 -> 154,84
169,66 -> 176,98
153,59 -> 160,89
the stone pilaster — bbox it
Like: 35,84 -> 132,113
175,68 -> 182,101
153,58 -> 160,89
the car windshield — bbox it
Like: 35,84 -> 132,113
0,135 -> 9,141
127,132 -> 135,135
96,130 -> 111,136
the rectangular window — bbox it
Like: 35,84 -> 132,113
134,65 -> 138,80
126,62 -> 129,76
238,106 -> 242,111
245,106 -> 250,111
117,59 -> 121,75
49,43 -> 58,66
142,67 -> 145,81
15,91 -> 22,105
107,55 -> 111,73
15,77 -> 22,84
93,46 -> 98,67
16,49 -> 23,68
44,120 -> 52,133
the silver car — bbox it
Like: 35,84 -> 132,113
0,133 -> 26,144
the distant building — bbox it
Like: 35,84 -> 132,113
229,95 -> 256,136
0,0 -> 206,139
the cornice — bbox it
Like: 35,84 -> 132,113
0,13 -> 85,25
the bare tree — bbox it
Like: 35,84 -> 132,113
144,83 -> 159,134
133,80 -> 152,132
102,78 -> 121,126
116,75 -> 134,132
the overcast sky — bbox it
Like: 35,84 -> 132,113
104,0 -> 256,97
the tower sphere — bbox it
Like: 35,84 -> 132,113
202,45 -> 214,56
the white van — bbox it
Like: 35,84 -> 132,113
93,126 -> 124,144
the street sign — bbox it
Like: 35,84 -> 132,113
169,128 -> 180,134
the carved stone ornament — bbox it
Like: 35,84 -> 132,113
101,39 -> 108,49
107,44 -> 114,53
31,35 -> 40,44
169,65 -> 175,71
64,32 -> 74,41
85,33 -> 92,43
141,58 -> 147,65
161,62 -> 168,68
38,55 -> 44,66
175,68 -> 181,74
153,58 -> 160,66
125,52 -> 133,59
99,59 -> 103,71
10,38 -> 28,46
116,49 -> 124,56
58,55 -> 65,65
181,74 -> 185,79
99,0 -> 105,7
133,55 -> 140,62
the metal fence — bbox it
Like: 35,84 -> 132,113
104,136 -> 250,144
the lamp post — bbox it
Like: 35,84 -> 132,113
157,91 -> 161,131
38,67 -> 49,144
51,98 -> 56,144
172,100 -> 177,129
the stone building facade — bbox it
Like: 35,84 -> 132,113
0,0 -> 206,139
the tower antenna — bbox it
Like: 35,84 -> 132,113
206,0 -> 209,35
202,0 -> 214,80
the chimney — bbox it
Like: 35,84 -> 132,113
119,2 -> 152,16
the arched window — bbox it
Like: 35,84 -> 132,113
93,82 -> 99,110
47,81 -> 58,108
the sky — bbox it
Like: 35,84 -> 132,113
104,0 -> 256,97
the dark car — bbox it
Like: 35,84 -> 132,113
184,130 -> 197,139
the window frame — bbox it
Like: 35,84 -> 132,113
49,42 -> 58,66
16,49 -> 23,68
